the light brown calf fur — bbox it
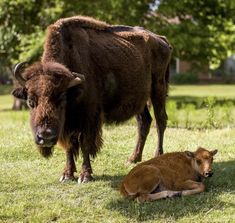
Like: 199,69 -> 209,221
120,147 -> 218,202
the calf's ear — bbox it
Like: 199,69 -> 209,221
211,149 -> 218,156
185,151 -> 194,159
12,87 -> 27,100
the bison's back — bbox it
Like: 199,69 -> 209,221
43,19 -> 158,123
82,28 -> 152,122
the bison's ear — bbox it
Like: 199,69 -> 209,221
211,149 -> 218,156
185,151 -> 194,159
68,73 -> 85,88
12,87 -> 27,100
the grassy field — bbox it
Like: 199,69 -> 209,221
0,85 -> 235,222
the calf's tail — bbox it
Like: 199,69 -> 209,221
119,182 -> 138,200
119,182 -> 129,198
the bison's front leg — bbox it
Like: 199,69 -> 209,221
78,115 -> 103,184
59,134 -> 79,183
78,152 -> 94,184
60,150 -> 77,183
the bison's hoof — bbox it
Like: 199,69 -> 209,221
78,174 -> 94,184
59,175 -> 76,183
127,156 -> 142,164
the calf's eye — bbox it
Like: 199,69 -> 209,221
196,159 -> 202,165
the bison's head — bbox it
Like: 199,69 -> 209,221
12,61 -> 85,158
185,147 -> 218,178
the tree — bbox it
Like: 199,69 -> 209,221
1,0 -> 234,70
0,0 -> 234,83
0,0 -> 152,67
146,0 -> 235,69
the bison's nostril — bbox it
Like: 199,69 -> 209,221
205,171 -> 213,177
36,129 -> 57,146
36,133 -> 44,144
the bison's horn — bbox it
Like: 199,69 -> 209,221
72,72 -> 85,81
14,61 -> 28,86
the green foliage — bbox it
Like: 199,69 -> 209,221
0,84 -> 11,94
167,100 -> 179,127
204,97 -> 218,128
0,0 -> 234,72
171,73 -> 199,84
0,0 -> 152,66
147,0 -> 235,69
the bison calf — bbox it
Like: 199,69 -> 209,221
120,147 -> 218,202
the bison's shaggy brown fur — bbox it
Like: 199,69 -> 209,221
12,16 -> 172,183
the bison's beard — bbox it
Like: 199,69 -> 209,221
37,146 -> 54,158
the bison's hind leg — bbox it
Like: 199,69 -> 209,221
128,105 -> 152,163
151,68 -> 169,156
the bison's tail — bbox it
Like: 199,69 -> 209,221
165,63 -> 170,93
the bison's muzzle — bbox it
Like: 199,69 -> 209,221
35,127 -> 58,148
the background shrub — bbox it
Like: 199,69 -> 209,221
171,73 -> 199,84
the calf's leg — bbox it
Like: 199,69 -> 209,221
128,105 -> 152,163
139,180 -> 206,202
180,180 -> 206,196
138,190 -> 181,203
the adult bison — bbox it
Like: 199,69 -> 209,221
12,16 -> 172,183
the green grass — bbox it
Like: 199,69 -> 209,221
169,85 -> 235,98
167,85 -> 235,129
0,85 -> 235,222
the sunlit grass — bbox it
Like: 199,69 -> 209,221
169,85 -> 235,98
0,85 -> 235,222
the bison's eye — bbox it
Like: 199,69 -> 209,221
196,159 -> 202,165
27,97 -> 36,108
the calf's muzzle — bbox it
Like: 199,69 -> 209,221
204,171 -> 213,178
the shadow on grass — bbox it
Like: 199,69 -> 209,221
169,96 -> 235,109
103,160 -> 235,222
95,174 -> 124,189
0,108 -> 13,112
